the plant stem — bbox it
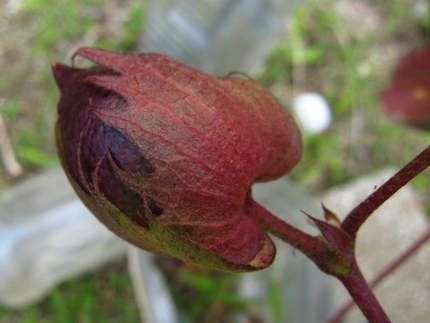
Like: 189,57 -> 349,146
247,199 -> 328,262
254,146 -> 430,322
328,228 -> 430,323
338,263 -> 391,323
342,145 -> 430,239
250,199 -> 391,321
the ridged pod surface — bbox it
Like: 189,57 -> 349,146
52,47 -> 302,272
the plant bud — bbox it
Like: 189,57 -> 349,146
52,47 -> 301,272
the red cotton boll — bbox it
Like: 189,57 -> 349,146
52,47 -> 302,272
380,43 -> 430,130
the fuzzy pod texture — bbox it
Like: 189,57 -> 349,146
52,47 -> 302,272
380,43 -> 430,130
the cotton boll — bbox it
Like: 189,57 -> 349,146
53,47 -> 303,272
292,92 -> 332,134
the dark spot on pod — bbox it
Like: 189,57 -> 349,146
77,118 -> 151,228
139,156 -> 155,174
113,185 -> 147,228
90,86 -> 128,111
96,123 -> 154,175
147,198 -> 164,216
101,89 -> 113,99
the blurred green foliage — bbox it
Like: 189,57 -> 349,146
0,0 -> 145,185
0,262 -> 139,323
169,268 -> 253,322
260,0 -> 430,193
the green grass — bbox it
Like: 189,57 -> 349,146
170,268 -> 252,322
0,261 -> 139,323
260,0 -> 430,194
1,0 -> 429,322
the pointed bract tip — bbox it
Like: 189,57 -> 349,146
71,47 -> 135,74
51,63 -> 80,92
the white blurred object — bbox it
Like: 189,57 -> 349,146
292,92 -> 332,134
128,247 -> 179,323
0,167 -> 127,307
140,0 -> 299,75
411,0 -> 429,20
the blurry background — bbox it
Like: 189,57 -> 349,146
0,0 -> 430,322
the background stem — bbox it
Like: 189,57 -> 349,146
0,112 -> 23,179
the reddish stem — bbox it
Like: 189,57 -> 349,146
254,199 -> 391,321
248,200 -> 329,262
252,146 -> 430,323
328,228 -> 430,323
337,263 -> 391,323
342,145 -> 430,240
